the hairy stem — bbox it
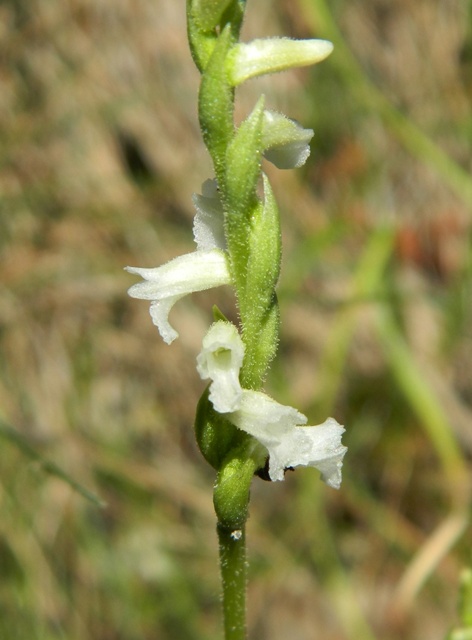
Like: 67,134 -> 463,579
217,524 -> 247,640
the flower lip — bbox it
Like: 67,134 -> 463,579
228,391 -> 346,487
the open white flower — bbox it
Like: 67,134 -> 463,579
126,250 -> 230,344
196,321 -> 244,413
197,321 -> 347,488
126,181 -> 230,344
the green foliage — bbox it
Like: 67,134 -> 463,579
446,569 -> 472,640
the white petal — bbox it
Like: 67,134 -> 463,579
262,110 -> 314,169
269,418 -> 347,487
228,390 -> 346,488
196,321 -> 244,412
149,296 -> 181,345
192,179 -> 226,251
230,390 -> 307,440
126,249 -> 231,344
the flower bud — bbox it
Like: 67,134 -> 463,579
262,110 -> 314,169
227,37 -> 333,86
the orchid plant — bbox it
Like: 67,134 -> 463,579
126,1 -> 347,637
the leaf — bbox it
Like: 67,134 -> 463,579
0,420 -> 105,508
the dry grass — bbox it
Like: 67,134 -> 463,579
1,1 -> 471,638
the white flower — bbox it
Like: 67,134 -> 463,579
197,322 -> 347,488
228,38 -> 333,86
126,250 -> 230,344
196,321 -> 244,413
262,110 -> 314,169
126,180 -> 230,344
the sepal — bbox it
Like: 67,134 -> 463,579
192,179 -> 226,251
228,392 -> 347,488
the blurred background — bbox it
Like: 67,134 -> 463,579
1,1 -> 471,638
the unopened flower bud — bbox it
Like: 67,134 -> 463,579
227,38 -> 333,86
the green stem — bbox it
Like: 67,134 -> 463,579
213,443 -> 262,639
217,524 -> 247,640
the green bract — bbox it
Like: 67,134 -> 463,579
190,0 -> 234,31
198,27 -> 235,177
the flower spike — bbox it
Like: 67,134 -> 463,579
128,2 -> 346,634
